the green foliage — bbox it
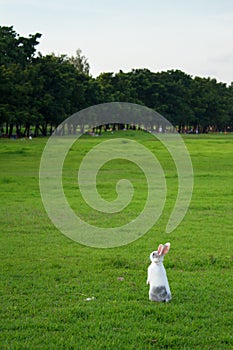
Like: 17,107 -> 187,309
0,26 -> 41,66
0,25 -> 233,137
0,133 -> 232,349
68,48 -> 90,75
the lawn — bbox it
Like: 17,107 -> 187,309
0,132 -> 232,349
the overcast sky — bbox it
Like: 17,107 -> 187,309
1,0 -> 233,84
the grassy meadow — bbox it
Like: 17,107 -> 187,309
0,132 -> 233,349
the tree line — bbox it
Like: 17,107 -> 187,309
0,25 -> 232,137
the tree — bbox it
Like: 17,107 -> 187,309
68,49 -> 90,75
153,70 -> 195,131
32,54 -> 79,135
0,25 -> 41,67
227,83 -> 233,131
191,77 -> 230,132
96,72 -> 115,102
129,68 -> 161,109
0,26 -> 232,136
0,26 -> 42,136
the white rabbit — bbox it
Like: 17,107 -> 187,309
147,242 -> 171,302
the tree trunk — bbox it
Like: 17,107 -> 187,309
23,123 -> 30,137
5,122 -> 9,135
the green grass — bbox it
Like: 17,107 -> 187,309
0,132 -> 233,349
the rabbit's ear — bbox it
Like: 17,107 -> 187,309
157,244 -> 164,255
162,242 -> 170,255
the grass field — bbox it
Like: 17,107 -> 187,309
0,132 -> 233,349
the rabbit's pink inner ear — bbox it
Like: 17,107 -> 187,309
162,243 -> 170,255
157,244 -> 164,255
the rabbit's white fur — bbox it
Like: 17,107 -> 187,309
147,242 -> 171,302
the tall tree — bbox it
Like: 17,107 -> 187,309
68,49 -> 90,75
32,54 -> 79,135
0,25 -> 41,66
191,77 -> 230,132
0,26 -> 42,135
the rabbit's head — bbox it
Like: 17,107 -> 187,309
150,242 -> 170,263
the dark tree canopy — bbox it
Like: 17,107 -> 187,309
0,26 -> 41,66
0,25 -> 232,137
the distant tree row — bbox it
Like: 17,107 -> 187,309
0,25 -> 232,137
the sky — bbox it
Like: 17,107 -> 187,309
1,0 -> 233,84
